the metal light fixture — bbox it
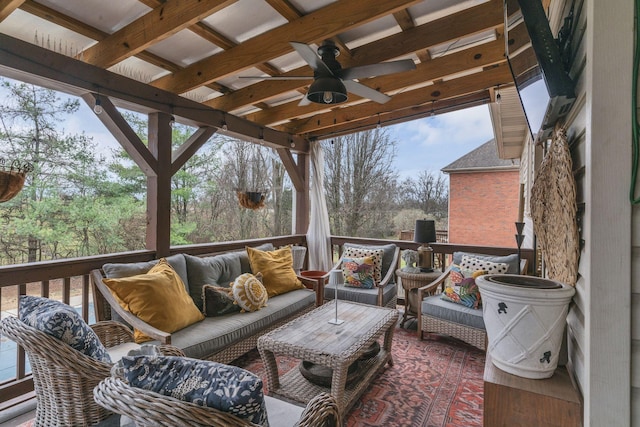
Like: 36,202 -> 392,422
414,219 -> 437,272
306,77 -> 348,104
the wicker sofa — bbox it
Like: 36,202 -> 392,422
91,244 -> 319,364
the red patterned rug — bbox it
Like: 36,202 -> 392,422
15,323 -> 485,427
233,324 -> 485,427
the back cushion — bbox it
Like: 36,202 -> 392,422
185,243 -> 274,310
452,252 -> 519,274
102,254 -> 188,324
344,243 -> 397,279
19,295 -> 111,363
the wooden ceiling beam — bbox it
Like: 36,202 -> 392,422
306,91 -> 491,140
351,0 -> 503,65
264,0 -> 302,21
0,0 -> 25,22
205,0 -> 503,113
19,0 -> 231,95
280,62 -> 513,135
80,0 -> 235,68
0,33 -> 309,152
150,0 -> 422,94
246,36 -> 507,126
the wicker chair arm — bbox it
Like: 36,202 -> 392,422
156,344 -> 186,357
416,266 -> 452,299
94,377 -> 253,427
295,392 -> 341,427
0,316 -> 113,379
296,274 -> 324,306
375,246 -> 400,288
90,269 -> 172,344
91,320 -> 135,347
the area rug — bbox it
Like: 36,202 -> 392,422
233,325 -> 485,427
14,324 -> 485,427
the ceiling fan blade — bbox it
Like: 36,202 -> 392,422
290,42 -> 333,76
238,76 -> 312,80
339,59 -> 416,80
343,80 -> 391,104
298,96 -> 312,106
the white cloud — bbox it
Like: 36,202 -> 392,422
388,105 -> 495,179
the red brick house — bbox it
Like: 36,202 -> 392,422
442,139 -> 520,247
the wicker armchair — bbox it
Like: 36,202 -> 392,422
0,316 -> 137,426
94,375 -> 342,427
323,243 -> 400,308
416,256 -> 528,350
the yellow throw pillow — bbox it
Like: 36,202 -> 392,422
102,259 -> 205,343
246,246 -> 304,297
232,273 -> 268,312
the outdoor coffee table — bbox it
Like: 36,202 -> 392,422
257,301 -> 399,415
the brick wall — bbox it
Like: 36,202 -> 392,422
448,170 -> 520,247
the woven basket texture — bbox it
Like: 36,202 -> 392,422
530,127 -> 580,286
0,171 -> 25,202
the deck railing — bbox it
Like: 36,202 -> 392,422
0,234 -> 534,414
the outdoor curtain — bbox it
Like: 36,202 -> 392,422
306,141 -> 333,271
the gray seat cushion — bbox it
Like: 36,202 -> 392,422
324,281 -> 396,307
149,289 -> 314,360
421,295 -> 485,330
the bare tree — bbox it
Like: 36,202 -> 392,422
322,129 -> 398,238
399,171 -> 448,219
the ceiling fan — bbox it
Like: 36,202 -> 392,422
243,40 -> 416,105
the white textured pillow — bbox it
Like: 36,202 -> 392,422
232,273 -> 268,312
460,255 -> 509,275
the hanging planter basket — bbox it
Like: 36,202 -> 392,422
0,159 -> 33,203
236,190 -> 266,210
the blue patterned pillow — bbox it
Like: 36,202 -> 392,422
18,295 -> 111,363
121,355 -> 268,426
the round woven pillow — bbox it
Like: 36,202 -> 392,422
232,273 -> 268,312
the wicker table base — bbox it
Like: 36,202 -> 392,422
257,301 -> 398,416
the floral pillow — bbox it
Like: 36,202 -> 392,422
121,355 -> 268,426
440,255 -> 508,309
441,275 -> 483,309
18,295 -> 111,363
342,247 -> 383,284
342,256 -> 376,289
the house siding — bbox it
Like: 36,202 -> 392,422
448,170 -> 519,247
538,0 -> 634,424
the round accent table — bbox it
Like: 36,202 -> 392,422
396,269 -> 442,328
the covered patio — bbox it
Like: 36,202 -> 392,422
0,0 -> 635,425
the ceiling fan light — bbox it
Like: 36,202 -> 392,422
307,77 -> 347,104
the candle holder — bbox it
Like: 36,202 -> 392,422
327,269 -> 344,325
515,222 -> 525,274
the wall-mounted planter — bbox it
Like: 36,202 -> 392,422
476,274 -> 575,379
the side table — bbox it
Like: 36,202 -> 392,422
395,269 -> 442,327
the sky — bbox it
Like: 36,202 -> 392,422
388,105 -> 494,180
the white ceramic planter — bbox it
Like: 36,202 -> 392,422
476,274 -> 575,379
